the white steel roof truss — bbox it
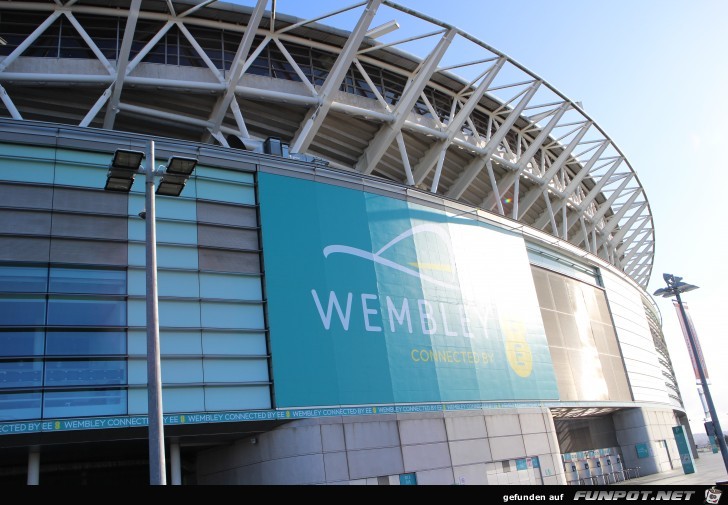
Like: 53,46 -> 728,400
357,28 -> 456,175
0,11 -> 62,73
206,0 -> 267,137
517,120 -> 592,221
571,176 -> 634,244
353,59 -> 392,111
0,85 -> 21,119
290,0 -> 383,154
446,81 -> 540,200
63,12 -> 115,75
595,192 -> 642,249
608,203 -> 648,249
481,98 -> 568,210
411,56 -> 505,185
84,20 -> 174,127
177,23 -> 225,83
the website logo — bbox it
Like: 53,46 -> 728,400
706,487 -> 722,505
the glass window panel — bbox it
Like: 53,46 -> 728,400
198,249 -> 260,274
0,156 -> 54,184
196,180 -> 255,205
155,197 -> 197,222
0,183 -> 53,210
163,358 -> 202,384
45,330 -> 126,356
196,166 -> 254,184
128,330 -> 201,355
43,389 -> 127,418
204,385 -> 271,410
0,265 -> 48,292
128,386 -> 206,415
0,392 -> 42,421
199,273 -> 262,300
130,220 -> 197,245
0,360 -> 43,388
201,332 -> 267,355
159,300 -> 201,328
52,186 -> 127,215
51,213 -> 127,240
127,358 -> 146,384
197,225 -> 258,250
0,330 -> 45,356
200,302 -> 264,329
197,202 -> 257,227
202,358 -> 268,383
128,243 -> 199,269
47,297 -> 126,326
0,295 -> 46,325
44,360 -> 127,386
49,267 -> 126,295
53,161 -> 108,189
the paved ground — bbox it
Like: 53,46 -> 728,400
618,451 -> 728,486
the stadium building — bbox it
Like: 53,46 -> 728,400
0,0 -> 694,485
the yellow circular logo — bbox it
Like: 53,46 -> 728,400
501,318 -> 533,378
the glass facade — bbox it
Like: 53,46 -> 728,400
531,266 -> 632,402
0,140 -> 270,422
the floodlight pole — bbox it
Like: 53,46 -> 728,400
145,139 -> 167,485
673,288 -> 728,474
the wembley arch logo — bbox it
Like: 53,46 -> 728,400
322,223 -> 460,290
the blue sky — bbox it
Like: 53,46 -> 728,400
232,0 -> 728,435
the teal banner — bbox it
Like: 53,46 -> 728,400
258,173 -> 558,408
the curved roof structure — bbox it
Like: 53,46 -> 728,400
0,0 -> 655,287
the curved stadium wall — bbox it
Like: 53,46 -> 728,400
0,0 -> 688,486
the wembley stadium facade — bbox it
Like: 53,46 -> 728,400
0,0 -> 694,485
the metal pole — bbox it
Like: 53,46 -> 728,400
674,290 -> 728,474
170,440 -> 182,485
27,447 -> 40,485
145,139 -> 167,485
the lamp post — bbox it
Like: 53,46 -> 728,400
654,273 -> 728,475
104,139 -> 197,485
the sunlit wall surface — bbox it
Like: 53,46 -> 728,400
259,172 -> 558,407
531,268 -> 631,402
0,141 -> 270,421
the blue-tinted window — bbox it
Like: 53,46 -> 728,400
0,265 -> 47,292
47,297 -> 126,326
49,267 -> 126,295
0,330 -> 44,356
0,296 -> 46,325
45,330 -> 126,356
43,389 -> 127,418
0,392 -> 42,421
44,360 -> 126,386
0,360 -> 43,388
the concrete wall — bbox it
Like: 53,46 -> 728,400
613,407 -> 682,476
196,407 -> 568,485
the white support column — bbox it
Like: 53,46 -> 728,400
63,12 -> 115,74
290,0 -> 383,154
395,132 -> 415,185
445,81 -> 541,200
170,441 -> 182,485
27,447 -> 40,486
356,27 -> 457,175
485,160 -> 504,215
102,0 -> 142,129
543,190 -> 558,236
